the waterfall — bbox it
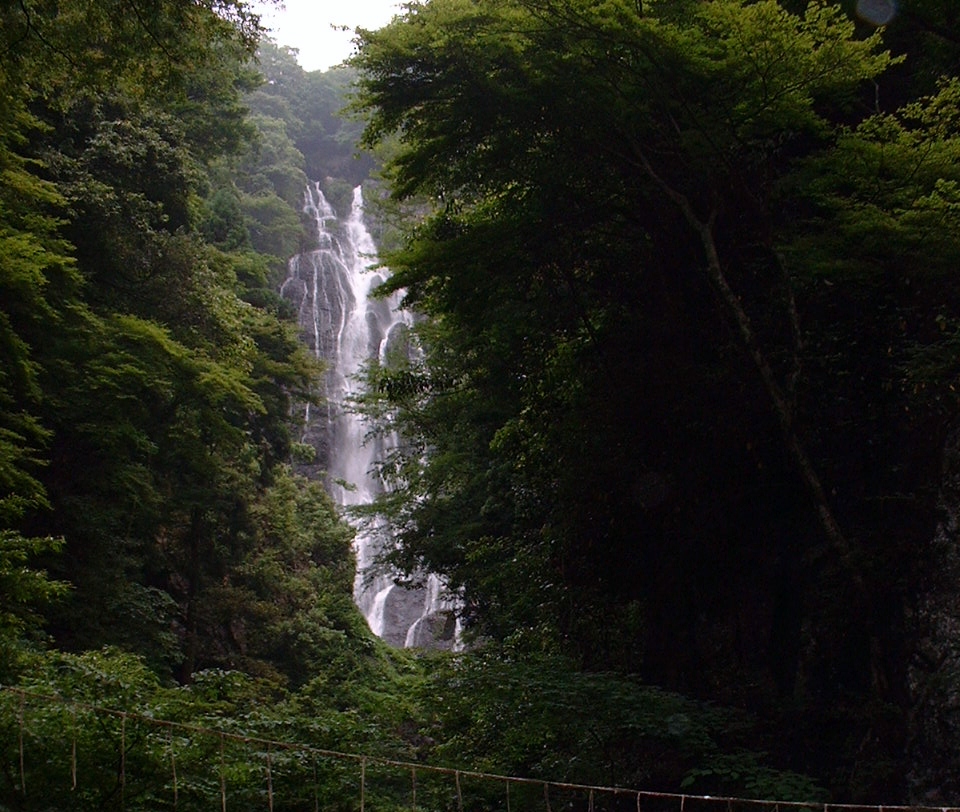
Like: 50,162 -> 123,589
280,182 -> 459,650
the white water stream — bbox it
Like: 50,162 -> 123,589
280,183 -> 458,649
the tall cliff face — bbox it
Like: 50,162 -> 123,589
280,182 -> 458,650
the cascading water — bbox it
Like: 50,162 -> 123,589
280,182 -> 458,650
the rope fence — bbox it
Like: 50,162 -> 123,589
1,684 -> 958,812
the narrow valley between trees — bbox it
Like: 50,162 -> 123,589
3,0 -> 960,807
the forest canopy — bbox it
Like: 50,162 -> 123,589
351,0 -> 960,801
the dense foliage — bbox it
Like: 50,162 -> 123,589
0,0 -> 400,695
352,0 -> 960,802
0,2 -> 436,807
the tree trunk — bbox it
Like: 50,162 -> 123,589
631,145 -> 865,594
906,423 -> 960,802
180,506 -> 204,684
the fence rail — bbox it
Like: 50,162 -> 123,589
1,685 -> 955,812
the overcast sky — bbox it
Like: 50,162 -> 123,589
251,0 -> 401,72
251,0 -> 898,71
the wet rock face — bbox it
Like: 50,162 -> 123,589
907,425 -> 960,803
280,182 -> 458,651
406,610 -> 459,650
374,585 -> 430,648
373,587 -> 457,650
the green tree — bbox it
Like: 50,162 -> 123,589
353,0 -> 891,657
352,0 -> 960,799
0,0 -> 358,687
251,40 -> 376,193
